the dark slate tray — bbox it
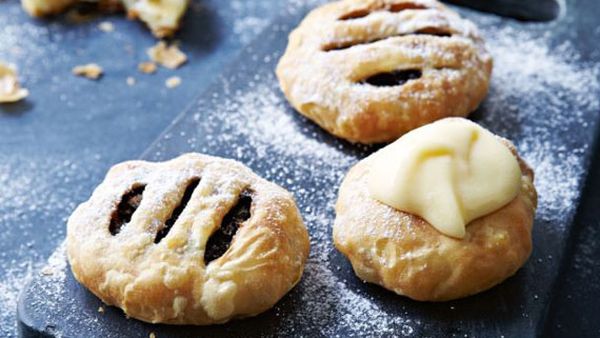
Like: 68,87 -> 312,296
18,0 -> 600,336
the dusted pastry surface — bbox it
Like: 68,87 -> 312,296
276,0 -> 493,143
67,153 -> 310,325
369,118 -> 522,238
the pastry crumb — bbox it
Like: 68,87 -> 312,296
40,266 -> 54,276
72,63 -> 103,80
165,76 -> 181,88
98,306 -> 105,313
138,61 -> 157,74
149,332 -> 156,338
126,76 -> 136,86
98,21 -> 115,33
0,62 -> 29,103
148,41 -> 187,69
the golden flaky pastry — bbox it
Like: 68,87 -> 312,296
333,140 -> 537,301
276,0 -> 493,144
67,153 -> 310,324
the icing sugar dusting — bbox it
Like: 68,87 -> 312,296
233,17 -> 270,45
13,3 -> 600,337
473,15 -> 600,220
0,262 -> 38,338
228,0 -> 315,44
192,80 -> 353,165
0,155 -> 103,337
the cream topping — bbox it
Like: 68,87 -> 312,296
368,118 -> 521,238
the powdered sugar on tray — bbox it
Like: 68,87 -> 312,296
0,261 -> 39,337
473,14 -> 600,219
0,154 -> 106,336
193,79 -> 354,166
233,17 -> 270,45
229,1 -> 290,45
229,0 -> 328,44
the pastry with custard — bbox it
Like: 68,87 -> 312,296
333,118 -> 537,301
276,0 -> 493,144
67,153 -> 310,324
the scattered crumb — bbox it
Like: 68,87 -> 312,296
98,21 -> 115,33
72,63 -> 103,80
148,41 -> 187,69
40,266 -> 54,276
126,77 -> 136,86
98,306 -> 105,313
165,76 -> 181,88
0,62 -> 29,103
149,332 -> 156,338
138,61 -> 157,74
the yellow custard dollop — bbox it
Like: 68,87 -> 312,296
368,118 -> 522,238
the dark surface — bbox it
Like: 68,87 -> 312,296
0,0 -> 293,336
445,0 -> 560,21
16,0 -> 600,337
543,137 -> 600,337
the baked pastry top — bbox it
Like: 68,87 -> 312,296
334,119 -> 537,301
276,0 -> 493,144
21,0 -> 188,38
67,153 -> 310,324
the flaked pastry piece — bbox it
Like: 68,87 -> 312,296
0,62 -> 28,103
277,0 -> 493,143
67,153 -> 310,324
121,0 -> 189,38
21,0 -> 189,37
72,63 -> 103,80
334,118 -> 537,301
